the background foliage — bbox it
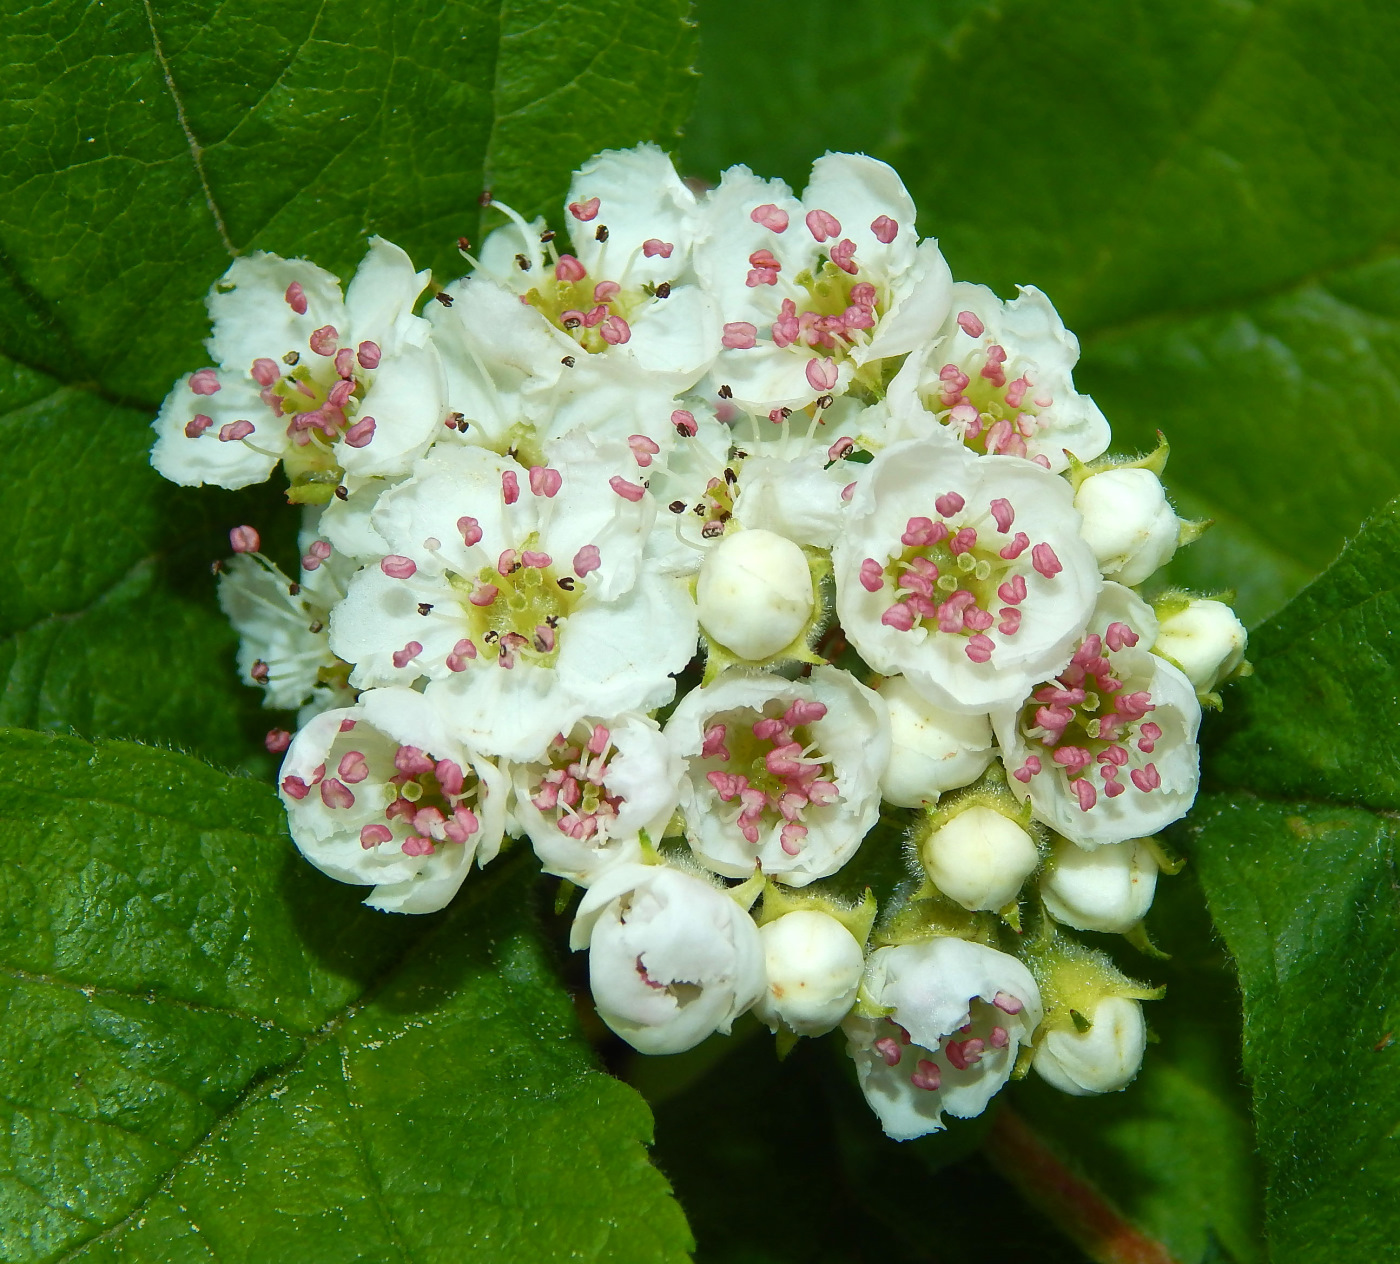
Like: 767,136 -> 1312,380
1,0 -> 1396,1259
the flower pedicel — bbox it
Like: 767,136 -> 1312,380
152,145 -> 1249,1140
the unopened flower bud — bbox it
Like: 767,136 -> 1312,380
921,805 -> 1040,912
1040,836 -> 1158,934
570,863 -> 765,1055
754,910 -> 865,1036
1033,995 -> 1147,1096
697,528 -> 814,661
1153,598 -> 1247,694
1074,468 -> 1180,586
877,675 -> 995,807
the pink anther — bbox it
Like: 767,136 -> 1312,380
1053,745 -> 1093,774
184,414 -> 213,438
264,728 -> 291,753
400,836 -> 435,857
910,1058 -> 941,1091
806,357 -> 839,391
502,470 -> 520,504
189,368 -> 221,396
392,641 -> 422,669
701,724 -> 730,760
963,606 -> 994,632
1130,763 -> 1162,793
989,498 -> 1015,534
874,1036 -> 902,1066
446,638 -> 477,671
643,238 -> 674,258
320,777 -> 354,809
219,420 -> 254,442
497,548 -> 519,575
555,254 -> 586,282
434,758 -> 465,796
989,1026 -> 1010,1049
722,321 -> 758,349
944,1037 -> 985,1071
469,584 -> 498,607
338,751 -> 369,784
805,208 -> 842,241
343,415 -> 377,447
451,516 -> 481,548
751,203 -> 790,232
227,525 -> 260,555
671,409 -> 697,436
882,601 -> 916,631
628,434 -> 661,466
1073,778 -> 1098,811
996,576 -> 1027,607
357,340 -> 382,369
284,282 -> 308,315
281,775 -> 310,800
380,555 -> 416,579
1031,542 -> 1062,578
600,314 -> 631,345
1104,621 -> 1140,652
1011,758 -> 1041,784
998,608 -> 1022,635
521,549 -> 551,569
965,633 -> 995,663
830,238 -> 857,274
902,517 -> 946,547
957,310 -> 986,338
780,822 -> 808,855
609,475 -> 645,502
360,824 -> 393,849
828,436 -> 855,463
573,544 -> 602,576
569,196 -> 600,221
949,526 -> 978,555
934,491 -> 965,518
309,326 -> 338,356
870,215 -> 898,244
394,744 -> 435,777
334,347 -> 356,380
250,357 -> 280,387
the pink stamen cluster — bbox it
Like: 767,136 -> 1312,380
529,724 -> 624,841
281,730 -> 480,857
871,993 -> 1021,1093
936,313 -> 1054,463
1013,624 -> 1164,811
702,699 -> 838,856
544,256 -> 631,347
861,492 -> 1062,663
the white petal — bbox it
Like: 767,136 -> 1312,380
207,252 -> 343,373
150,374 -> 282,489
338,340 -> 447,479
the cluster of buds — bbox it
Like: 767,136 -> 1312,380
152,145 -> 1249,1139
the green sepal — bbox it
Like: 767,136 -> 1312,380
756,878 -> 878,947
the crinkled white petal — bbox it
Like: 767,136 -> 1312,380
338,339 -> 447,480
733,450 -> 851,550
1033,997 -> 1147,1096
859,237 -> 953,362
876,675 -> 995,807
800,152 -> 920,279
206,252 -> 343,373
150,375 -> 282,489
1040,837 -> 1159,934
342,236 -> 434,355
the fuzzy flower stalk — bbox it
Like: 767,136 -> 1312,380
151,143 -> 1249,1140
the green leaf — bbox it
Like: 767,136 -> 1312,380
0,0 -> 698,405
0,729 -> 689,1263
883,0 -> 1400,624
1207,495 -> 1400,810
1184,795 -> 1400,1263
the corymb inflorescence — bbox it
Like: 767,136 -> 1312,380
152,144 -> 1249,1139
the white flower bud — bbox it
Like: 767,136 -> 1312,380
570,863 -> 765,1055
1153,598 -> 1247,693
1033,996 -> 1147,1096
921,805 -> 1040,912
877,675 -> 995,807
1040,837 -> 1158,934
753,910 -> 865,1036
1074,468 -> 1179,586
696,528 -> 815,661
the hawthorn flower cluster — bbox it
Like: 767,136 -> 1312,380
151,146 -> 1249,1140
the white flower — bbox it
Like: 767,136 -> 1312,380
278,689 -> 506,913
570,862 -> 765,1054
885,283 -> 1109,472
665,667 -> 890,886
327,439 -> 697,760
693,153 -> 952,412
1074,468 -> 1181,585
993,583 -> 1201,847
844,938 -> 1042,1140
218,523 -> 353,715
919,806 -> 1041,912
1040,836 -> 1159,934
151,239 -> 445,499
1033,996 -> 1147,1096
833,439 -> 1101,713
753,910 -> 865,1036
875,675 -> 995,807
453,145 -> 721,393
696,528 -> 815,661
1152,597 -> 1248,695
510,714 -> 682,886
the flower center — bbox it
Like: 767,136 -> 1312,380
529,723 -> 624,841
925,320 -> 1054,461
523,259 -> 640,352
870,992 -> 1023,1092
861,492 -> 1063,663
1011,626 -> 1164,811
699,699 -> 838,856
